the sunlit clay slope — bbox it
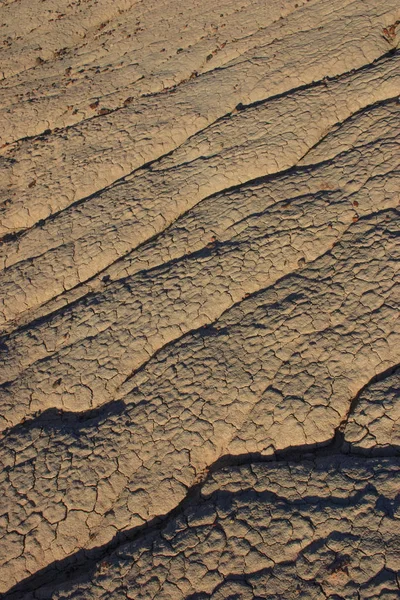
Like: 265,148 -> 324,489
0,0 -> 399,598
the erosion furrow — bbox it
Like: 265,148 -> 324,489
1,360 -> 398,597
4,452 -> 399,599
1,0 -> 399,234
1,53 -> 399,327
0,144 -> 398,428
0,209 -> 398,592
2,91 -> 397,339
1,1 -> 399,596
0,0 -> 313,142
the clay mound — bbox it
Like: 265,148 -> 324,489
0,0 -> 399,597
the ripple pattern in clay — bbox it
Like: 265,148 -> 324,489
0,0 -> 399,598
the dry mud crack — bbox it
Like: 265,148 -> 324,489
0,0 -> 399,598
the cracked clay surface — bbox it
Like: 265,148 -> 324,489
0,0 -> 399,598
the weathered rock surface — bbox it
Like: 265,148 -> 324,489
0,0 -> 399,597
